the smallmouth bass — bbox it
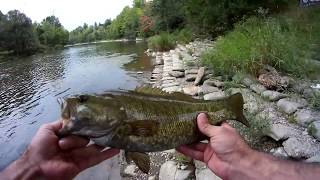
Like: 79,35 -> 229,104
58,87 -> 249,173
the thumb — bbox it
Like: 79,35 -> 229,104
197,113 -> 219,137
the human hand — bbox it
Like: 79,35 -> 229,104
2,121 -> 119,180
177,113 -> 252,179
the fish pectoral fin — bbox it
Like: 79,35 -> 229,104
127,120 -> 159,137
126,151 -> 150,174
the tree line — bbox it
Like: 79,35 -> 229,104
0,0 -> 292,55
0,10 -> 68,55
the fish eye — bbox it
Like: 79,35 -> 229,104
79,95 -> 89,103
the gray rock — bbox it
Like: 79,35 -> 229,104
185,69 -> 199,75
169,71 -> 185,78
186,74 -> 197,82
198,85 -> 219,95
204,91 -> 225,101
283,137 -> 320,159
148,176 -> 156,180
162,82 -> 180,88
308,121 -> 320,141
270,147 -> 289,159
203,79 -> 224,88
277,98 -> 307,114
261,90 -> 287,101
159,161 -> 194,180
242,77 -> 255,87
295,109 -> 320,127
163,86 -> 182,93
250,84 -> 267,94
267,124 -> 298,141
196,168 -> 221,180
159,161 -> 177,180
183,86 -> 199,96
124,164 -> 137,176
305,154 -> 320,163
194,67 -> 205,86
303,88 -> 315,99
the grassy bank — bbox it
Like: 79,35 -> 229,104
202,7 -> 320,78
147,29 -> 194,51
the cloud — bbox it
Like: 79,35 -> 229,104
0,0 -> 132,31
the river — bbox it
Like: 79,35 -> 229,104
0,41 -> 152,170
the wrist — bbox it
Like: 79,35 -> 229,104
0,152 -> 43,180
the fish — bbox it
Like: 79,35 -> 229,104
58,87 -> 249,173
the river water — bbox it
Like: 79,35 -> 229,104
0,41 -> 152,170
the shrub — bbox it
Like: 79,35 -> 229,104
147,32 -> 176,51
202,8 -> 320,78
173,29 -> 194,44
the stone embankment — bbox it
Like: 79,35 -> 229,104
122,40 -> 320,180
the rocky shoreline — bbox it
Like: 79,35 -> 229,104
120,39 -> 320,180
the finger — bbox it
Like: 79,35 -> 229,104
74,146 -> 120,170
187,142 -> 207,152
59,136 -> 89,150
197,113 -> 219,137
42,121 -> 62,133
176,145 -> 204,161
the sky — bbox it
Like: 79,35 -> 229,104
0,0 -> 132,31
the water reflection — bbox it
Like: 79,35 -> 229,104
0,41 -> 151,169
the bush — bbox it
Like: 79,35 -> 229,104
173,29 -> 194,44
147,32 -> 176,51
202,8 -> 320,78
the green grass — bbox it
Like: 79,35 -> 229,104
148,32 -> 176,51
202,7 -> 320,78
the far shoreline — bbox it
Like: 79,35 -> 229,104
65,38 -> 145,48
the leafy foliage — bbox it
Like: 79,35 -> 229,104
0,10 -> 39,55
147,32 -> 176,51
36,16 -> 69,47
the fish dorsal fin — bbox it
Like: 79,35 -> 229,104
133,86 -> 198,102
126,120 -> 159,136
125,152 -> 150,174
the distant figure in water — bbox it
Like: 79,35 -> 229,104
1,113 -> 320,180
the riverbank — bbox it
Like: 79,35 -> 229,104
120,39 -> 320,180
65,38 -> 144,48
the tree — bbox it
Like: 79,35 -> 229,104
4,10 -> 39,55
36,15 -> 69,47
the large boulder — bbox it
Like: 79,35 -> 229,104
250,84 -> 267,95
261,90 -> 287,101
183,86 -> 200,96
169,71 -> 185,78
198,85 -> 220,95
295,109 -> 320,127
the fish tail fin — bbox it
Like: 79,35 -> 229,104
227,93 -> 250,127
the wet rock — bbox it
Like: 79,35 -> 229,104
204,91 -> 225,101
194,67 -> 205,86
283,137 -> 320,159
186,74 -> 197,82
196,168 -> 221,180
277,98 -> 307,114
169,71 -> 185,78
295,109 -> 320,127
270,147 -> 289,159
308,121 -> 320,141
261,90 -> 287,101
198,85 -> 219,95
124,164 -> 137,176
250,84 -> 266,94
183,86 -> 199,96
